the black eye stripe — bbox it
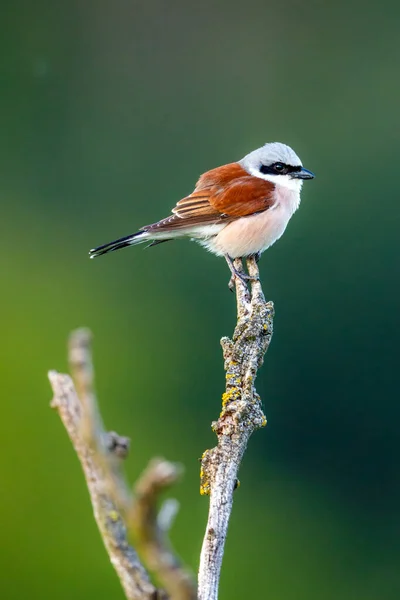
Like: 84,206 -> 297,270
259,163 -> 302,175
259,164 -> 277,175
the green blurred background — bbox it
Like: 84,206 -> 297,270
1,0 -> 399,598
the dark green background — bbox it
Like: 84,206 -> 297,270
1,1 -> 399,598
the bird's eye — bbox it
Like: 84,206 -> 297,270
273,162 -> 286,173
259,162 -> 288,176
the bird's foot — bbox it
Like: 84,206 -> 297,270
225,254 -> 260,291
227,267 -> 260,291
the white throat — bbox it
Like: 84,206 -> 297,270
247,166 -> 304,192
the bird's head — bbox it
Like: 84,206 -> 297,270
239,142 -> 315,191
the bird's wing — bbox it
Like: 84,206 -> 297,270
209,175 -> 276,216
143,163 -> 275,233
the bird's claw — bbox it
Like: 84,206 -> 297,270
227,271 -> 259,291
224,254 -> 259,292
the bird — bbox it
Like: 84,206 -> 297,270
89,142 -> 314,288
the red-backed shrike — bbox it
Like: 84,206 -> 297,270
89,142 -> 314,286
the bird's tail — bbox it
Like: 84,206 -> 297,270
89,230 -> 149,258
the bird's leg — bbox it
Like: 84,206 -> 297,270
225,255 -> 247,291
225,255 -> 259,291
252,251 -> 261,264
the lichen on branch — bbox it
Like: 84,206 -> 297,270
48,253 -> 273,600
198,256 -> 274,600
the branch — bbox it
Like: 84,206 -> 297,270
49,329 -> 196,600
198,256 -> 274,600
130,459 -> 197,600
49,371 -> 158,600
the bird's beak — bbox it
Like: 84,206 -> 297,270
291,167 -> 315,180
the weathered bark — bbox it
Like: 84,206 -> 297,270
198,257 -> 273,600
49,257 -> 273,600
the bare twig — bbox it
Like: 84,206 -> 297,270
49,371 -> 160,600
130,459 -> 197,600
68,328 -> 132,514
198,256 -> 274,600
49,329 -> 196,600
157,499 -> 180,534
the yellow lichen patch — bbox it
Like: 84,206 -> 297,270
108,510 -> 119,522
200,452 -> 211,495
261,415 -> 267,427
221,390 -> 233,407
221,386 -> 240,407
200,481 -> 211,496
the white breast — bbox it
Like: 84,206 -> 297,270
203,185 -> 301,258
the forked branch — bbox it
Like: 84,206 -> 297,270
49,329 -> 196,600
